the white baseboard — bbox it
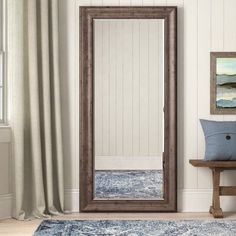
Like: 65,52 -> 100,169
0,194 -> 12,219
95,156 -> 162,170
2,189 -> 236,216
64,188 -> 236,213
0,190 -> 81,218
64,189 -> 80,212
178,189 -> 236,212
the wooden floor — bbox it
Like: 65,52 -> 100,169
1,212 -> 236,236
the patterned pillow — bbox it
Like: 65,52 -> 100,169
200,119 -> 236,161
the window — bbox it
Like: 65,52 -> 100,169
0,0 -> 6,123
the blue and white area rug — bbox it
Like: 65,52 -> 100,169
95,170 -> 163,199
34,219 -> 236,236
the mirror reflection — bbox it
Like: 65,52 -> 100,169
94,19 -> 164,200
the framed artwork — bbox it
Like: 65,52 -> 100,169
211,52 -> 236,114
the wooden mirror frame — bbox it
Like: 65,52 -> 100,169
80,6 -> 177,212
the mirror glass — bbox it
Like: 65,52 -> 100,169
94,19 -> 164,200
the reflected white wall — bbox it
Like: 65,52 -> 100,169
94,19 -> 164,170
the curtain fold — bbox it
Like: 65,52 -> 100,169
10,0 -> 64,220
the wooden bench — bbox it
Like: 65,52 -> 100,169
189,159 -> 236,218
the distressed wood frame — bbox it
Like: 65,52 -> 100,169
80,6 -> 177,212
211,52 -> 236,114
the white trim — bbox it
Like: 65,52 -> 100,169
95,155 -> 162,170
3,188 -> 236,217
0,126 -> 12,220
64,189 -> 80,212
0,0 -> 7,125
64,188 -> 236,213
0,193 -> 12,219
75,0 -> 80,190
0,125 -> 11,142
178,189 -> 236,212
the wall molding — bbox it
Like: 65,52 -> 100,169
65,188 -> 236,213
0,126 -> 11,142
64,189 -> 80,212
0,126 -> 12,219
178,189 -> 236,212
0,194 -> 12,219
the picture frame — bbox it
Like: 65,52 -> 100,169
211,52 -> 236,114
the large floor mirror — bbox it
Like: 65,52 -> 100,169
80,7 -> 177,212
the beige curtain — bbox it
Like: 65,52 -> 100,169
9,0 -> 64,220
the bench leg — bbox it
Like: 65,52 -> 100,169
209,169 -> 223,218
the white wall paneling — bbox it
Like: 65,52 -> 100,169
59,0 -> 84,211
154,0 -> 167,6
176,0 -> 184,191
59,0 -> 80,192
221,0 -> 236,186
60,0 -> 236,212
197,0 -> 211,189
129,1 -> 141,6
182,0 -> 198,189
91,0 -> 103,6
210,0 -> 225,186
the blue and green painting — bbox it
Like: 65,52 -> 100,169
216,58 -> 236,108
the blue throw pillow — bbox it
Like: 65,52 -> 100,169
200,119 -> 236,161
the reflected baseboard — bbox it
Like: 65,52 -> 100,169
95,156 -> 162,170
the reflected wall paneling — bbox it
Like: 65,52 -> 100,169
94,20 -> 164,169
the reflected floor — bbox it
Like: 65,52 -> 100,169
95,170 -> 163,199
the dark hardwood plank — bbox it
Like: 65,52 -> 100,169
189,159 -> 236,168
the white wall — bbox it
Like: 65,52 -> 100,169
0,0 -> 12,219
58,0 -> 80,211
59,0 -> 236,212
0,127 -> 12,219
